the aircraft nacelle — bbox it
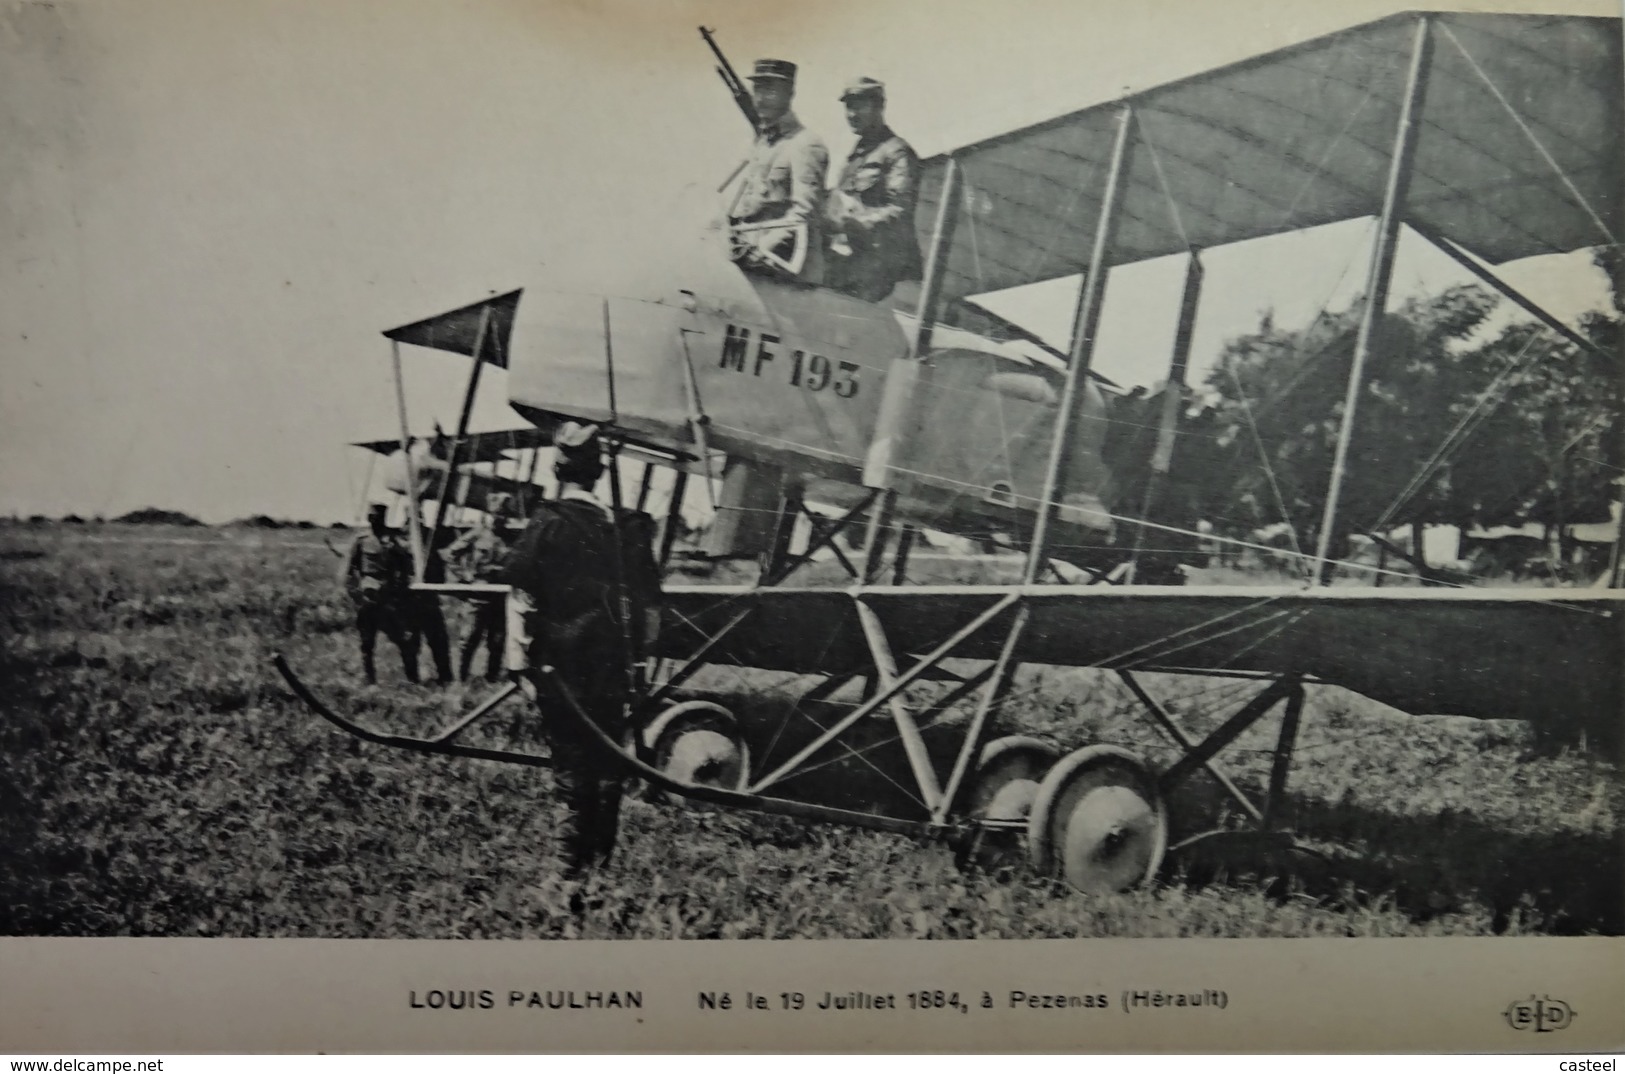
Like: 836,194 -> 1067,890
499,250 -> 1120,564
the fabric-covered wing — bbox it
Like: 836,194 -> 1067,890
916,12 -> 1622,307
351,426 -> 554,464
659,585 -> 1625,744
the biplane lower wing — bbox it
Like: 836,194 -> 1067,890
658,585 -> 1625,739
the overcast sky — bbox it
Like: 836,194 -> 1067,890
0,0 -> 1611,523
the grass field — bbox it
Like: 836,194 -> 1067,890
1,521 -> 1620,938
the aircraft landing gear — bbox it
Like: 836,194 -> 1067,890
641,700 -> 751,800
1026,745 -> 1168,895
959,735 -> 1060,871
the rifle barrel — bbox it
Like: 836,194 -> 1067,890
700,26 -> 760,129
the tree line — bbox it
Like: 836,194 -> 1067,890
1180,249 -> 1621,575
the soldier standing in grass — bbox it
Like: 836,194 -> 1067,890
500,423 -> 664,881
343,504 -> 419,685
448,492 -> 514,682
411,523 -> 457,686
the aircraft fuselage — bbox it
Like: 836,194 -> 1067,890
501,253 -> 1120,562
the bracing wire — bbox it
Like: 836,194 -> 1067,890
1224,362 -> 1311,580
1138,120 -> 1192,251
1370,326 -> 1544,535
1439,23 -> 1617,247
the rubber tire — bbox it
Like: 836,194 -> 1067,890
1026,745 -> 1167,894
641,700 -> 750,794
959,735 -> 1061,872
969,735 -> 1061,823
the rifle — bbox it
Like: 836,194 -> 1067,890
699,27 -> 760,130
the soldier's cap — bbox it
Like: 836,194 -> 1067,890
839,77 -> 885,102
748,58 -> 796,84
553,421 -> 602,460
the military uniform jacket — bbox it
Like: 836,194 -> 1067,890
344,532 -> 411,603
729,112 -> 830,281
499,499 -> 663,663
825,126 -> 923,297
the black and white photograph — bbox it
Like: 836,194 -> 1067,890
1,0 -> 1622,1053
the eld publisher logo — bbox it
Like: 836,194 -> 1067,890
1504,994 -> 1576,1032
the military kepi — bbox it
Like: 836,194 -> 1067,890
840,76 -> 885,101
749,58 -> 797,83
553,421 -> 601,458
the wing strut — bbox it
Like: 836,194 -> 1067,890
676,326 -> 719,512
425,304 -> 493,576
1026,103 -> 1137,584
1312,15 -> 1433,585
1409,221 -> 1615,365
858,155 -> 965,582
390,340 -> 427,580
1128,248 -> 1205,581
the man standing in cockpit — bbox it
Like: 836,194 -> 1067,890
823,77 -> 923,304
727,59 -> 830,285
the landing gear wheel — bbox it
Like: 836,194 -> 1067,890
640,700 -> 750,798
970,735 -> 1059,823
961,735 -> 1060,872
1027,745 -> 1166,894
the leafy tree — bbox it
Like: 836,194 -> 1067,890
1197,269 -> 1620,575
1446,322 -> 1619,550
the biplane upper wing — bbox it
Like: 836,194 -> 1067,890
352,424 -> 720,479
917,11 -> 1622,308
350,426 -> 555,465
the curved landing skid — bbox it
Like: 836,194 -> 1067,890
1168,828 -> 1334,864
276,646 -> 1339,896
272,653 -> 549,769
1164,828 -> 1353,897
272,654 -> 936,839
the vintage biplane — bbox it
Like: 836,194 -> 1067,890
278,10 -> 1624,896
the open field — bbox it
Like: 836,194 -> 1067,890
1,521 -> 1620,938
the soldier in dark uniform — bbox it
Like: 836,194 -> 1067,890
500,423 -> 664,879
823,77 -> 923,303
343,504 -> 418,685
449,492 -> 514,682
411,524 -> 456,686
